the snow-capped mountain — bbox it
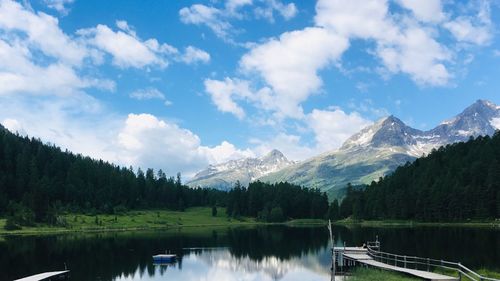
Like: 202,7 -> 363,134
261,100 -> 500,197
190,100 -> 500,195
187,149 -> 294,190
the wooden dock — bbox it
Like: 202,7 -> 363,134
13,270 -> 69,281
341,249 -> 457,281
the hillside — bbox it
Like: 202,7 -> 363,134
340,133 -> 500,221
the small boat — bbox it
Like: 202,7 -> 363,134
152,253 -> 176,263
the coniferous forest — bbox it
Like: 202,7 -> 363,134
0,126 -> 330,226
341,133 -> 500,221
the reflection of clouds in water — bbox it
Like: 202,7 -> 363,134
113,249 -> 329,281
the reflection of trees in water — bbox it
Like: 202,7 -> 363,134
0,226 -> 329,281
227,226 -> 329,261
2,226 -> 496,281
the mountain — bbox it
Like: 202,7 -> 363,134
340,128 -> 500,221
189,100 -> 500,196
261,100 -> 500,197
187,149 -> 294,190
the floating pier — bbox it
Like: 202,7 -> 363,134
331,240 -> 500,281
13,270 -> 69,281
327,221 -> 499,281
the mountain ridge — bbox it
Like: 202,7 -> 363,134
190,99 -> 500,196
187,149 -> 294,190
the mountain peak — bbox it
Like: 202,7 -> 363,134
474,99 -> 497,109
263,148 -> 284,158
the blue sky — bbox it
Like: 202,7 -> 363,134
0,0 -> 499,178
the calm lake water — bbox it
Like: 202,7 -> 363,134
1,225 -> 499,280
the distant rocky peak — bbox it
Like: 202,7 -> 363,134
340,115 -> 421,150
260,149 -> 286,162
431,99 -> 500,139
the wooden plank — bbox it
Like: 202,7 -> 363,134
14,270 -> 69,281
343,253 -> 457,281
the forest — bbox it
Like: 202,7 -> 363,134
340,133 -> 500,221
0,126 -> 330,227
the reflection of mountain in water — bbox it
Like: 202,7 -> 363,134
0,226 -> 330,281
189,248 -> 329,280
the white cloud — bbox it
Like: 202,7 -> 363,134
199,141 -> 255,164
254,0 -> 298,22
444,18 -> 491,45
179,4 -> 232,39
376,26 -> 451,86
396,0 -> 445,23
240,27 -> 349,119
130,88 -> 165,100
0,38 -> 114,96
2,118 -> 25,134
129,88 -> 173,106
204,78 -> 252,119
308,108 -> 372,152
225,0 -> 253,14
43,0 -> 74,15
78,22 -> 178,69
315,0 -> 452,86
116,113 -> 255,177
0,0 -> 87,65
179,1 -> 298,41
181,46 -> 211,64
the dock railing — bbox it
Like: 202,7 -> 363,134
365,240 -> 500,281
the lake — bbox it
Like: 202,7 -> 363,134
1,225 -> 499,280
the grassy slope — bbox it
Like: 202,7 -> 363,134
349,268 -> 420,281
0,207 -> 260,235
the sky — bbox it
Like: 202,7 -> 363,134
0,0 -> 499,179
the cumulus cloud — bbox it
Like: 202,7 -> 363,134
181,46 -> 211,64
240,27 -> 349,119
307,108 -> 372,152
204,78 -> 252,119
43,0 -> 74,15
78,21 -> 178,69
254,0 -> 298,22
0,0 -> 86,65
180,4 -> 232,39
116,113 -> 256,177
179,0 -> 298,41
444,18 -> 491,45
0,1 -> 114,97
397,0 -> 445,23
315,0 -> 452,86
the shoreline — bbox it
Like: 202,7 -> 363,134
1,209 -> 499,236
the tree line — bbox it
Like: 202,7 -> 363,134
225,181 -> 330,222
340,132 -> 500,221
0,126 -> 332,227
0,126 -> 226,227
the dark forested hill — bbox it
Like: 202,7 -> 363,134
0,126 -> 330,227
0,126 -> 225,225
341,132 -> 500,221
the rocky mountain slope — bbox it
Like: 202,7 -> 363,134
189,100 -> 500,196
187,149 -> 294,190
261,100 -> 500,197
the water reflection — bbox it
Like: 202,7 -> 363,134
0,225 -> 498,280
115,248 -> 329,281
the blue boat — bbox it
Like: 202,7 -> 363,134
152,254 -> 176,263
